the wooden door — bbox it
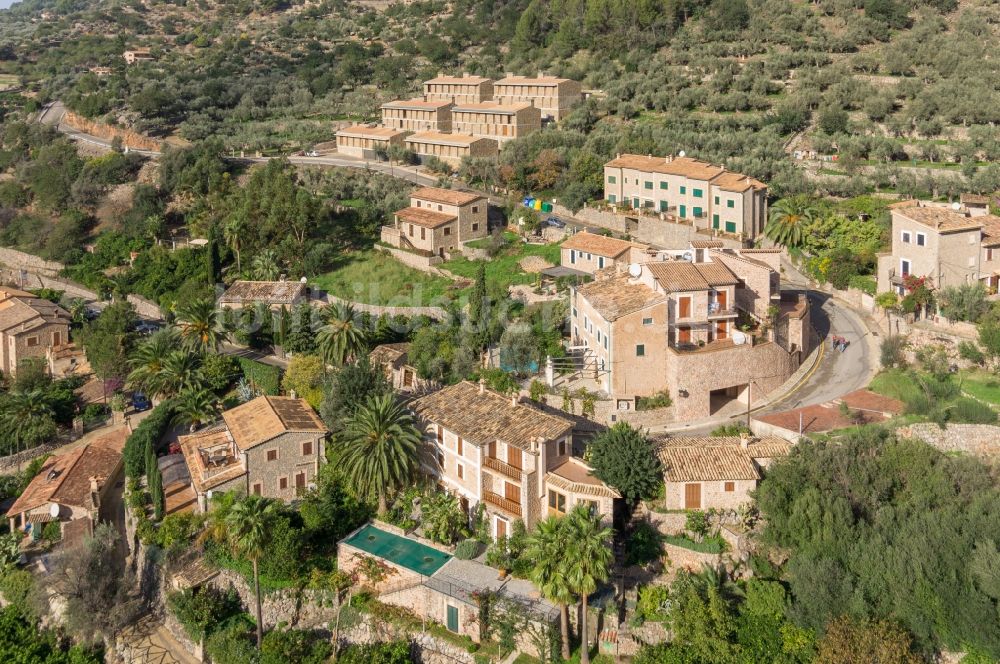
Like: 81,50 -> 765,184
677,327 -> 692,344
715,321 -> 728,340
678,297 -> 691,318
487,441 -> 497,459
684,483 -> 701,510
504,481 -> 520,502
495,517 -> 507,540
716,290 -> 727,309
507,446 -> 522,470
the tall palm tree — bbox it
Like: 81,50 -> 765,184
0,390 -> 56,463
223,210 -> 248,274
565,506 -> 614,664
171,388 -> 219,432
317,303 -> 368,367
157,351 -> 206,399
226,495 -> 279,648
525,516 -> 575,660
335,394 -> 421,513
763,195 -> 817,248
176,298 -> 225,353
127,328 -> 180,396
248,249 -> 281,281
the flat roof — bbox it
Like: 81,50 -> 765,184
452,102 -> 535,114
343,524 -> 451,576
495,75 -> 573,86
424,75 -> 491,85
381,98 -> 453,111
406,131 -> 493,147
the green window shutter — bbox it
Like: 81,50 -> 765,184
712,214 -> 720,229
608,175 -> 616,184
644,181 -> 653,189
659,200 -> 668,212
693,188 -> 703,197
608,194 -> 616,204
725,221 -> 737,233
727,200 -> 735,208
714,195 -> 720,204
693,207 -> 703,217
680,205 -> 687,218
659,181 -> 668,190
680,186 -> 686,194
447,605 -> 459,632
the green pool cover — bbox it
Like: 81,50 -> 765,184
343,524 -> 451,576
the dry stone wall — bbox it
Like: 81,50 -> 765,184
207,569 -> 340,631
62,111 -> 161,152
897,423 -> 1000,459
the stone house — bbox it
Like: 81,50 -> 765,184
450,102 -> 541,143
404,132 -> 498,167
123,49 -> 154,64
335,125 -> 408,159
560,231 -> 651,275
7,427 -> 127,539
0,287 -> 72,377
569,245 -> 811,420
602,154 -> 768,240
381,186 -> 488,257
218,279 -> 308,310
423,74 -> 494,105
410,381 -> 620,539
654,434 -> 791,510
381,98 -> 454,133
368,342 -> 433,393
493,74 -> 582,121
875,200 -> 1000,295
178,396 -> 327,511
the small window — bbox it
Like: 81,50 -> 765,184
444,227 -> 451,236
644,181 -> 653,190
988,248 -> 994,261
437,204 -> 443,211
901,231 -> 911,243
642,317 -> 653,325
548,490 -> 566,513
636,344 -> 645,357
279,476 -> 288,490
409,225 -> 414,237
302,441 -> 313,456
583,499 -> 599,514
266,449 -> 278,462
724,481 -> 735,492
607,175 -> 616,184
416,200 -> 421,207
420,227 -> 426,240
680,185 -> 686,195
472,223 -> 479,231
472,206 -> 479,213
916,233 -> 926,247
572,307 -> 578,318
557,439 -> 566,456
457,437 -> 463,456
603,336 -> 608,350
714,195 -> 720,204
252,483 -> 263,496
726,200 -> 735,209
608,194 -> 616,204
26,336 -> 39,347
52,331 -> 61,346
598,256 -> 605,269
457,463 -> 464,480
692,188 -> 703,198
659,181 -> 668,190
437,425 -> 444,443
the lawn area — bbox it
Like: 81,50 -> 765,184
312,250 -> 457,306
869,368 -> 925,406
441,236 -> 562,290
960,370 -> 1000,405
662,534 -> 728,554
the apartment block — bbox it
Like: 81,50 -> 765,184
603,154 -> 768,240
570,245 -> 810,420
404,132 -> 498,167
423,74 -> 494,105
381,99 -> 454,133
335,125 -> 408,158
381,186 -> 488,258
560,231 -> 651,276
876,200 -> 1000,295
178,396 -> 327,511
493,74 -> 582,121
450,102 -> 541,143
411,381 -> 620,539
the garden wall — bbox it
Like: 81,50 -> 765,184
206,568 -> 340,631
0,440 -> 63,474
896,423 -> 1000,459
551,203 -> 744,250
319,291 -> 448,321
0,246 -> 65,276
126,294 -> 162,320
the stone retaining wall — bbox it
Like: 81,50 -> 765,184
126,294 -> 162,320
0,247 -> 65,276
62,111 -> 161,152
897,423 -> 1000,459
0,440 -> 63,474
376,244 -> 446,273
552,203 -> 744,250
320,291 -> 449,321
207,568 -> 339,631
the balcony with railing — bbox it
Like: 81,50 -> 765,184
483,455 -> 523,481
707,301 -> 737,319
483,490 -> 522,518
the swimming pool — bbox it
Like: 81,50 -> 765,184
341,524 -> 451,577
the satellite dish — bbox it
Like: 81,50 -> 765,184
951,202 -> 961,210
48,503 -> 60,519
682,251 -> 693,261
300,276 -> 307,284
628,263 -> 643,278
732,331 -> 747,345
678,150 -> 686,157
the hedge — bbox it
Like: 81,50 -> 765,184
123,400 -> 176,478
236,357 -> 282,396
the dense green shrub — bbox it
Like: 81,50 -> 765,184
260,627 -> 332,664
338,640 -> 414,664
0,569 -> 37,618
167,586 -> 243,642
122,399 -> 175,478
454,538 -> 483,560
625,520 -> 664,567
236,357 -> 282,396
949,398 -> 997,424
0,605 -> 103,663
203,615 -> 258,664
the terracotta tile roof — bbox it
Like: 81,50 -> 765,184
411,187 -> 484,206
381,98 -> 454,110
407,132 -> 494,147
369,342 -> 410,367
178,426 -> 246,493
9,427 -> 127,516
605,154 -> 727,181
711,249 -> 774,272
336,125 -> 408,139
562,232 -> 646,258
978,215 -> 1000,247
424,75 -> 492,85
411,381 -> 572,451
887,199 -> 919,209
545,458 -> 620,499
0,290 -> 71,333
961,193 -> 990,205
654,435 -> 791,482
495,75 -> 573,86
219,280 -> 306,305
575,272 -> 666,320
395,206 -> 456,229
713,171 -> 767,192
740,248 -> 782,254
645,261 -> 738,292
222,396 -> 326,451
689,240 -> 724,249
452,102 -> 535,114
893,206 -> 982,233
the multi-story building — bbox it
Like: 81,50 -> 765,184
381,187 -> 488,258
450,102 -> 541,144
602,154 -> 768,240
493,74 -> 582,121
123,49 -> 153,64
423,74 -> 494,105
179,396 -> 327,511
381,99 -> 454,133
876,200 -> 1000,295
0,287 -> 71,377
570,245 -> 811,420
404,132 -> 498,167
335,125 -> 408,159
411,381 -> 620,539
560,231 -> 651,276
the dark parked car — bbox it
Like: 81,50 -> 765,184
544,216 -> 566,228
131,393 -> 151,412
134,321 -> 161,335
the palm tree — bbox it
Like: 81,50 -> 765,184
172,388 -> 218,432
525,516 -> 575,660
226,495 -> 279,648
335,394 -> 421,513
223,210 -> 248,274
176,298 -> 225,353
157,351 -> 206,399
763,196 -> 817,248
0,390 -> 56,464
248,249 -> 280,281
317,303 -> 368,367
127,328 -> 180,396
564,506 -> 613,664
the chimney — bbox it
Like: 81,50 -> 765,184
739,431 -> 750,450
279,273 -> 287,282
290,389 -> 297,400
537,71 -> 545,78
89,476 -> 100,493
479,378 -> 486,394
648,154 -> 652,159
511,393 -> 519,407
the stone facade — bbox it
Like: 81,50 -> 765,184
0,288 -> 72,377
381,99 -> 454,133
493,75 -> 582,121
450,103 -> 541,143
423,74 -> 494,105
663,477 -> 757,511
335,125 -> 408,159
551,203 -> 745,250
404,132 -> 498,167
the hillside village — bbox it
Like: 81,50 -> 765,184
0,0 -> 999,663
